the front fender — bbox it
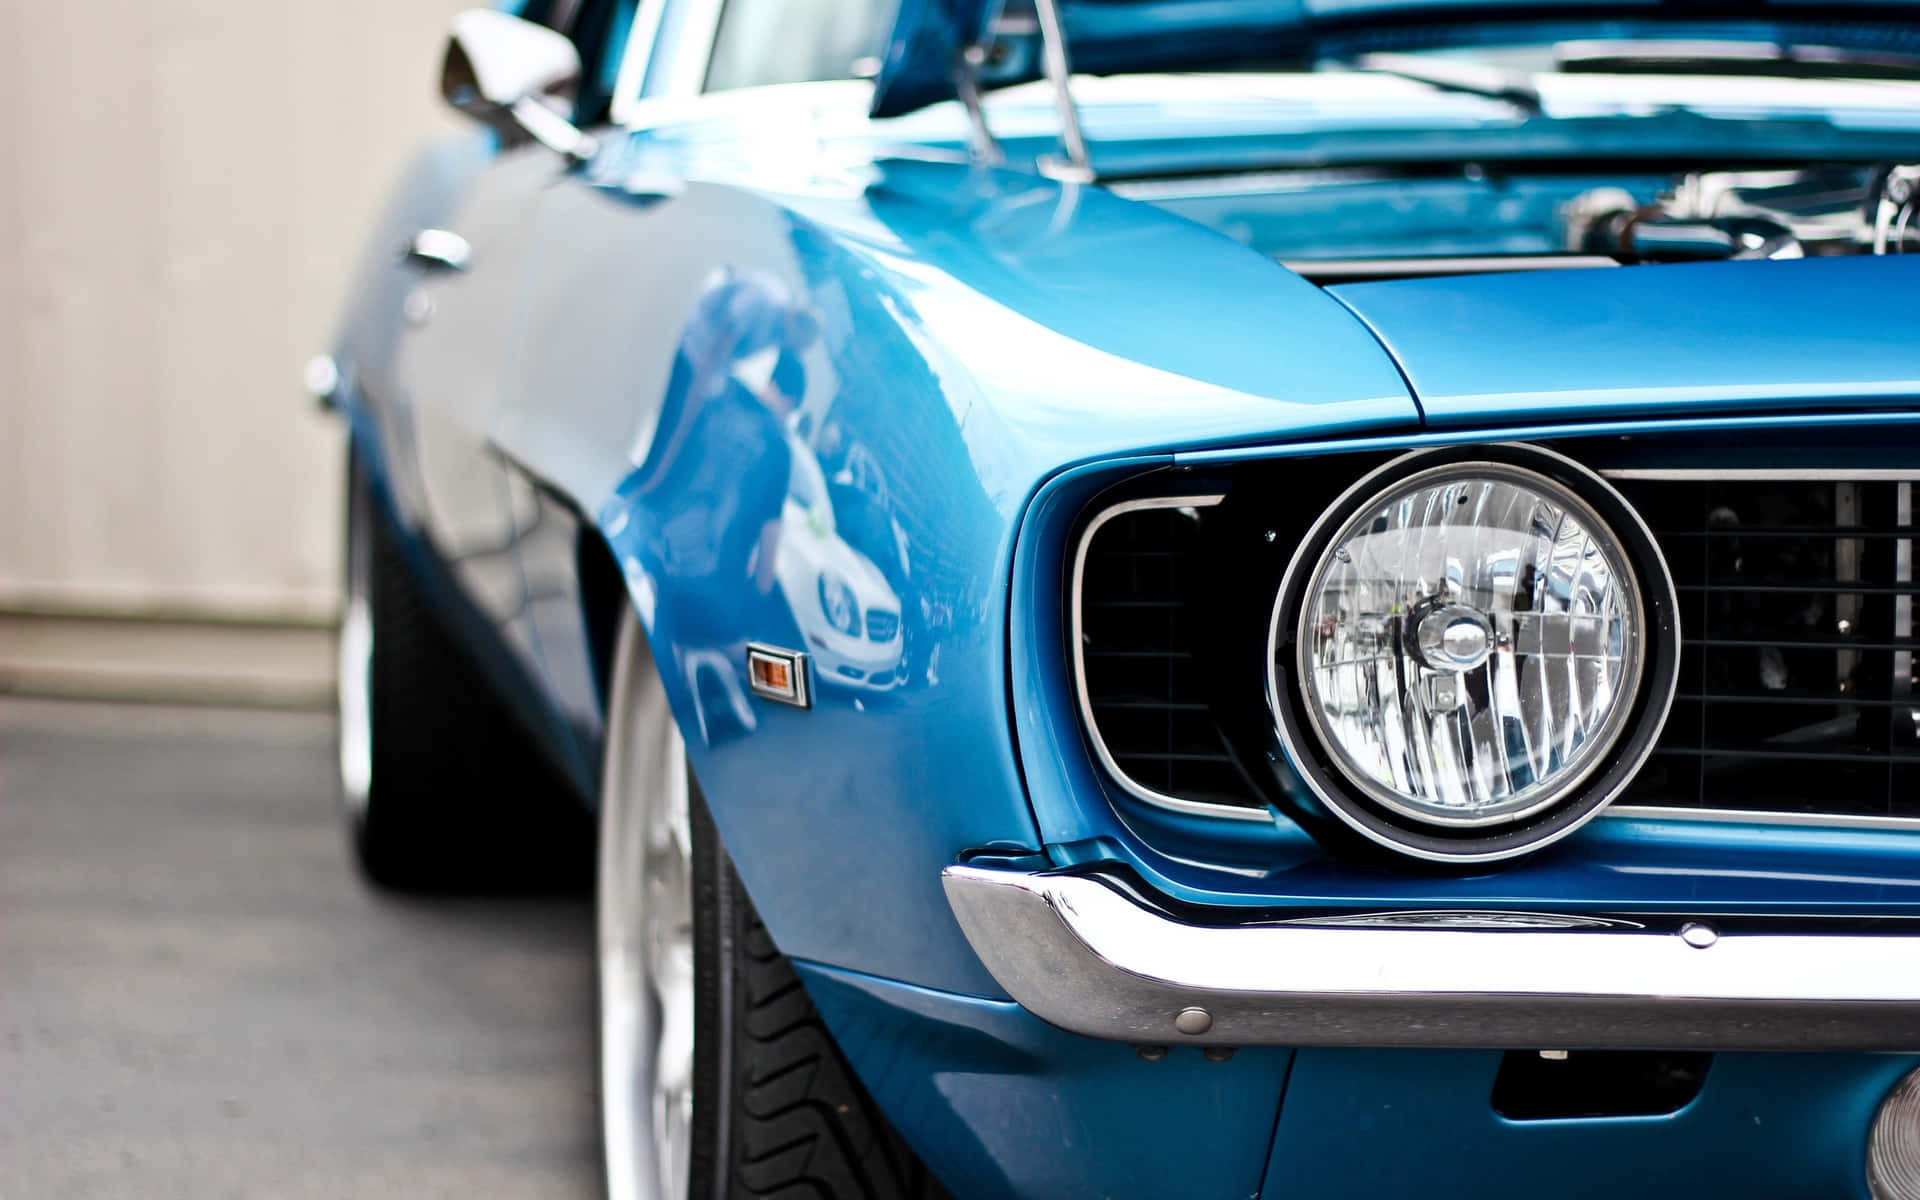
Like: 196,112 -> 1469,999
496,146 -> 1418,995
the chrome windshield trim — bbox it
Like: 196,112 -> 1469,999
615,0 -> 722,109
669,0 -> 724,96
608,0 -> 669,125
944,863 -> 1920,1050
1069,494 -> 1271,823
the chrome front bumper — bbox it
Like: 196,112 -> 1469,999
942,864 -> 1920,1051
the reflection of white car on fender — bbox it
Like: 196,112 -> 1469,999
773,496 -> 904,690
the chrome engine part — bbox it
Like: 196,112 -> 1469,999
1566,164 -> 1920,262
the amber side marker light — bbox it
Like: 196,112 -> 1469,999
746,644 -> 810,708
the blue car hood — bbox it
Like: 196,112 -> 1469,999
1328,256 -> 1920,427
872,0 -> 1920,115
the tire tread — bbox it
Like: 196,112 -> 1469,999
690,786 -> 944,1200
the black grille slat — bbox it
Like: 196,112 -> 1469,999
1077,472 -> 1920,827
1676,581 -> 1918,596
1652,747 -> 1920,763
1674,690 -> 1919,709
1659,527 -> 1913,540
1612,475 -> 1917,821
1078,504 -> 1264,809
1695,635 -> 1920,652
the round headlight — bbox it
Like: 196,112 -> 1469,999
1269,446 -> 1678,862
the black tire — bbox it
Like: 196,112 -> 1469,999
686,777 -> 946,1200
340,448 -> 590,891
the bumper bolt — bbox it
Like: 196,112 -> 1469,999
1175,1006 -> 1214,1035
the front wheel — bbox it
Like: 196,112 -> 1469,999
597,608 -> 945,1200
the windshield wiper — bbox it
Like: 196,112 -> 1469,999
1349,51 -> 1542,112
1555,39 -> 1920,81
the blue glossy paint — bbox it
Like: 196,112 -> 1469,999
467,143 -> 1417,997
796,960 -> 1294,1200
325,39 -> 1920,1196
1265,1048 -> 1912,1198
1333,256 -> 1920,427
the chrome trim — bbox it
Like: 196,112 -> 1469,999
1280,255 -> 1619,280
405,228 -> 473,272
600,609 -> 696,1200
943,863 -> 1920,1050
303,354 -> 341,408
1031,0 -> 1093,180
662,0 -> 724,98
1608,804 -> 1920,831
1279,909 -> 1645,931
1603,468 -> 1920,481
510,95 -> 597,162
338,465 -> 374,817
607,0 -> 669,125
1266,445 -> 1680,862
952,46 -> 1004,167
1069,494 -> 1272,823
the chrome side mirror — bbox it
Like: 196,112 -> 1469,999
441,10 -> 594,160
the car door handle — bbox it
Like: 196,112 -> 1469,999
404,229 -> 472,272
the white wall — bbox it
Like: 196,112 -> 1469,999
0,0 -> 475,626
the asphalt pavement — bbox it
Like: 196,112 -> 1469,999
0,699 -> 601,1199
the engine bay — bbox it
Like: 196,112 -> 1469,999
1116,162 -> 1920,281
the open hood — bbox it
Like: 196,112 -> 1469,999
871,0 -> 1920,116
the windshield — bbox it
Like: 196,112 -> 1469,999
1033,28 -> 1920,274
704,0 -> 890,91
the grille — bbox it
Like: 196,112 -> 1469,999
1608,474 -> 1920,821
1076,472 -> 1920,826
865,609 -> 899,642
1075,499 -> 1254,811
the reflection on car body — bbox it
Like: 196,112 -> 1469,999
323,1 -> 1920,1197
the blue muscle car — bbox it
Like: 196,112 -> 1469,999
320,1 -> 1920,1196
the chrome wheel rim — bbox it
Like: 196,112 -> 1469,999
600,615 -> 696,1200
338,471 -> 373,816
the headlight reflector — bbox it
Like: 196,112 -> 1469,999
1271,447 -> 1677,861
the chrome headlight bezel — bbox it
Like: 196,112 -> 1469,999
1266,443 -> 1682,864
